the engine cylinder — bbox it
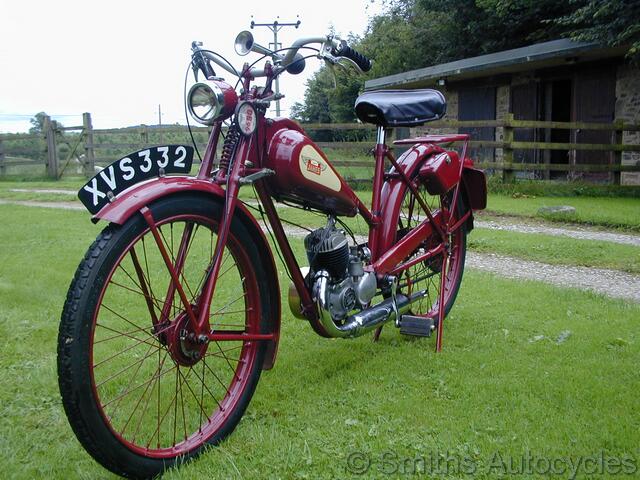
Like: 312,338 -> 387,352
304,228 -> 349,279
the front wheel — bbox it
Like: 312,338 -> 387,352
58,194 -> 274,478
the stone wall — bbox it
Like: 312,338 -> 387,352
494,84 -> 510,162
615,64 -> 640,185
411,87 -> 458,137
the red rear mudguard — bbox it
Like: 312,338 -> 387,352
376,144 -> 487,255
93,176 -> 281,370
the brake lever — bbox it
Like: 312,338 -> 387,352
191,41 -> 220,81
335,56 -> 362,73
318,39 -> 364,82
191,41 -> 203,81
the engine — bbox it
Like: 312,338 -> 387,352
303,220 -> 376,322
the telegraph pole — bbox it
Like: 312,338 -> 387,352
250,15 -> 301,116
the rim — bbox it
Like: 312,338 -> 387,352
396,187 -> 464,317
88,213 -> 261,458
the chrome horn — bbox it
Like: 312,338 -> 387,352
234,30 -> 274,57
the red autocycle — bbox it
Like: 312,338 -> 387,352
58,30 -> 486,478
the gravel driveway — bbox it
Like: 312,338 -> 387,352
466,252 -> 640,303
475,218 -> 640,247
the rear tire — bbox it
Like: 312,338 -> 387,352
394,184 -> 467,321
58,194 -> 274,478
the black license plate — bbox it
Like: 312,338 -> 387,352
78,145 -> 194,214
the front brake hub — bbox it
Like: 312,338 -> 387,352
165,312 -> 209,367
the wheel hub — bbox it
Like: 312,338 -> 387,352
164,312 -> 209,367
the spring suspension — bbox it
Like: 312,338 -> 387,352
219,124 -> 240,174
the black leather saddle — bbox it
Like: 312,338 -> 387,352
354,89 -> 446,127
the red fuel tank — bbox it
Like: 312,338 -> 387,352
264,123 -> 359,216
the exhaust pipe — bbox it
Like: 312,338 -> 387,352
313,271 -> 423,338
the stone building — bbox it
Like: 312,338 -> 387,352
365,39 -> 640,185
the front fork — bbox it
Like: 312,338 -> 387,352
138,134 -> 272,343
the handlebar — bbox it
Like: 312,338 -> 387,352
192,34 -> 372,80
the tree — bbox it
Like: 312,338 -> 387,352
291,67 -> 362,123
29,111 -> 49,134
554,0 -> 640,61
295,0 -> 639,123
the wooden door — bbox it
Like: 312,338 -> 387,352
458,86 -> 496,161
511,82 -> 540,165
573,69 -> 616,180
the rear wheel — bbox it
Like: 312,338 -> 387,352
58,194 -> 273,478
395,184 -> 467,322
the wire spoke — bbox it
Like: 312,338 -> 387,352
95,343 -> 163,389
145,363 -> 191,449
212,340 -> 241,373
99,303 -> 147,339
202,354 -> 236,393
95,322 -> 157,345
193,358 -> 224,411
211,289 -> 248,317
105,341 -> 157,423
131,350 -> 170,444
93,315 -> 176,369
101,354 -> 176,411
109,352 -> 169,442
159,223 -> 197,301
108,279 -> 165,315
177,367 -> 213,427
93,330 -> 158,368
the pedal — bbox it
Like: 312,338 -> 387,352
399,315 -> 436,337
239,168 -> 275,185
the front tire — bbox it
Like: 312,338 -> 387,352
58,194 -> 273,478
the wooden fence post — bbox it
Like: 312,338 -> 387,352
613,119 -> 624,185
0,137 -> 5,177
502,113 -> 514,182
83,112 -> 95,176
395,126 -> 411,157
44,115 -> 59,178
140,125 -> 149,145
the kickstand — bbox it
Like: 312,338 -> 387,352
435,253 -> 449,352
372,325 -> 383,342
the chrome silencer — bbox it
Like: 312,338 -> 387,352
313,270 -> 421,338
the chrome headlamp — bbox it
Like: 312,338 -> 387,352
187,80 -> 238,125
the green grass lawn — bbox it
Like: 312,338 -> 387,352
485,194 -> 640,232
0,204 -> 638,479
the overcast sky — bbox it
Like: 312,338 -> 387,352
0,0 -> 382,132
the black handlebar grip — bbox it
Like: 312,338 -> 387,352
332,44 -> 372,72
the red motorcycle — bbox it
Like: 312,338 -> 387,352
58,30 -> 486,478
